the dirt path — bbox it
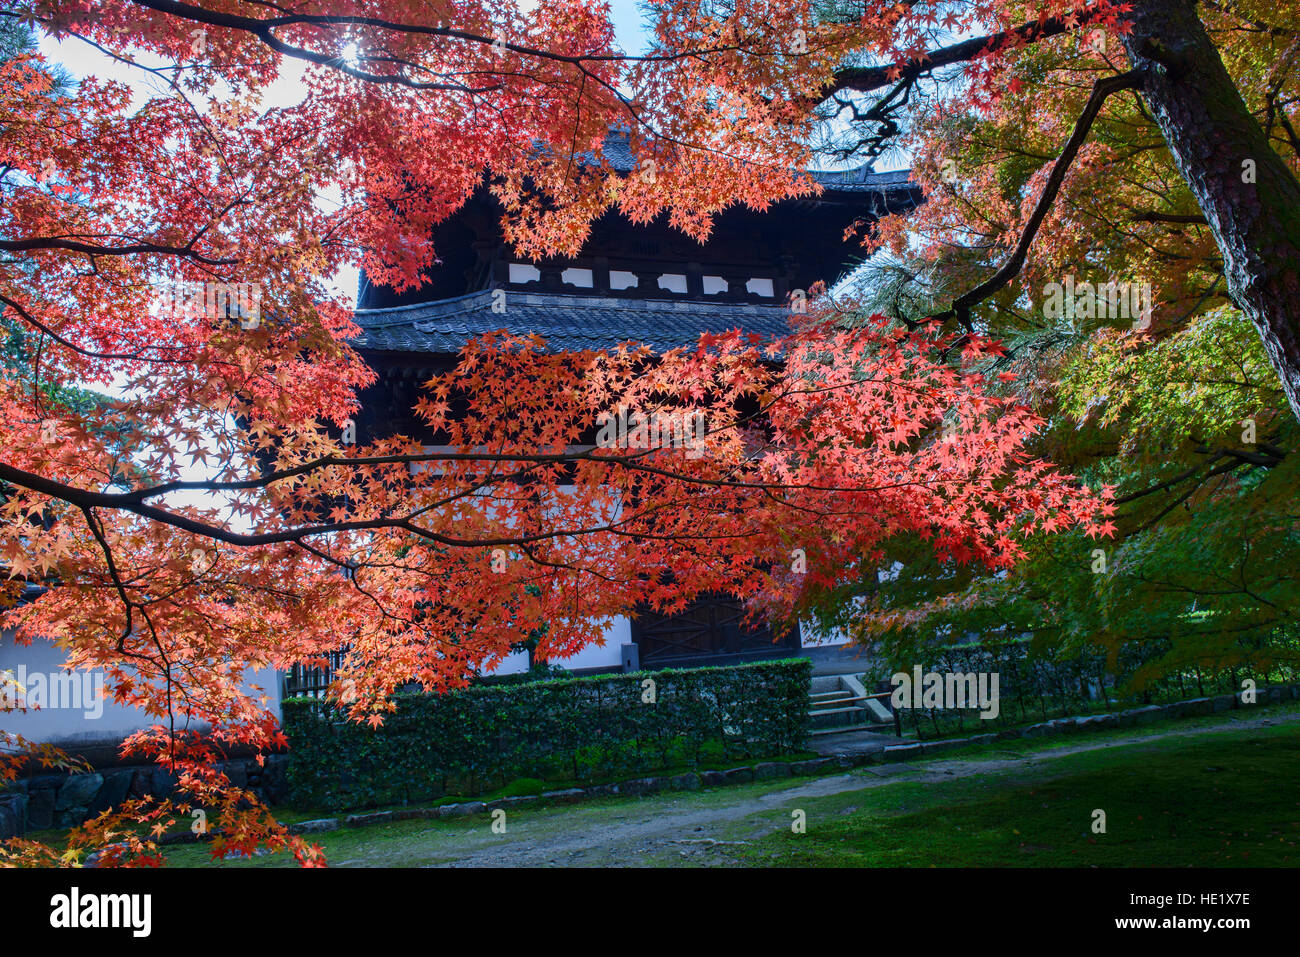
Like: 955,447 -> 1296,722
332,709 -> 1300,867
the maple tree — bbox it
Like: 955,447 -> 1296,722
799,0 -> 1298,685
0,0 -> 1294,866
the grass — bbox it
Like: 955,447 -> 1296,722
19,703 -> 1300,867
731,717 -> 1300,866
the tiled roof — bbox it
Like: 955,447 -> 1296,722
589,131 -> 917,196
808,166 -> 917,194
353,289 -> 796,354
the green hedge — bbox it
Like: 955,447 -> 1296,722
283,658 -> 811,811
869,637 -> 1300,740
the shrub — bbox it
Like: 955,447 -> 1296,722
869,636 -> 1299,739
283,658 -> 811,810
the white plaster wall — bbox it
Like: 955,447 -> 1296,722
478,615 -> 631,675
483,649 -> 530,676
799,620 -> 851,647
1,629 -> 282,747
550,615 -> 631,670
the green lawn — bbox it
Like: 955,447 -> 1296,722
25,705 -> 1300,867
734,720 -> 1300,866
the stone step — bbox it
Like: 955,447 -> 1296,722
810,675 -> 844,694
808,706 -> 867,729
810,689 -> 850,701
809,721 -> 897,738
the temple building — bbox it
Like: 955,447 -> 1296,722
351,137 -> 923,674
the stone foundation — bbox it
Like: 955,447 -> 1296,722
0,755 -> 288,839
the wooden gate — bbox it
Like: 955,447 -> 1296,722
630,594 -> 799,668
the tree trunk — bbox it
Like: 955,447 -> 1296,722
1122,0 -> 1300,421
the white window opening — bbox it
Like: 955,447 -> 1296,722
508,263 -> 541,284
561,267 -> 594,288
609,270 -> 638,291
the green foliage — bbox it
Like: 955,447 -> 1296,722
869,635 -> 1298,739
282,658 -> 812,811
1058,307 -> 1282,452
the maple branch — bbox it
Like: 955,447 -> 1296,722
0,236 -> 237,266
20,2 -> 808,198
1131,460 -> 1240,532
95,434 -> 952,502
0,457 -> 746,552
820,11 -> 1105,101
79,506 -> 138,651
121,0 -> 755,69
1112,444 -> 1286,507
1129,210 -> 1209,224
0,429 -> 985,559
0,292 -> 196,362
925,68 -> 1145,330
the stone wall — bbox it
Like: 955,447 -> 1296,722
0,754 -> 289,840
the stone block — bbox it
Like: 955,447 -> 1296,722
438,801 -> 486,817
128,768 -> 152,798
26,787 -> 55,829
1022,722 -> 1059,738
150,767 -> 179,799
55,773 -> 103,811
291,818 -> 339,833
89,769 -> 133,815
1128,705 -> 1164,725
883,743 -> 922,762
0,794 -> 27,840
919,738 -> 964,754
788,758 -> 836,776
344,810 -> 393,827
224,762 -> 248,790
498,794 -> 544,807
540,788 -> 585,804
54,806 -> 89,828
